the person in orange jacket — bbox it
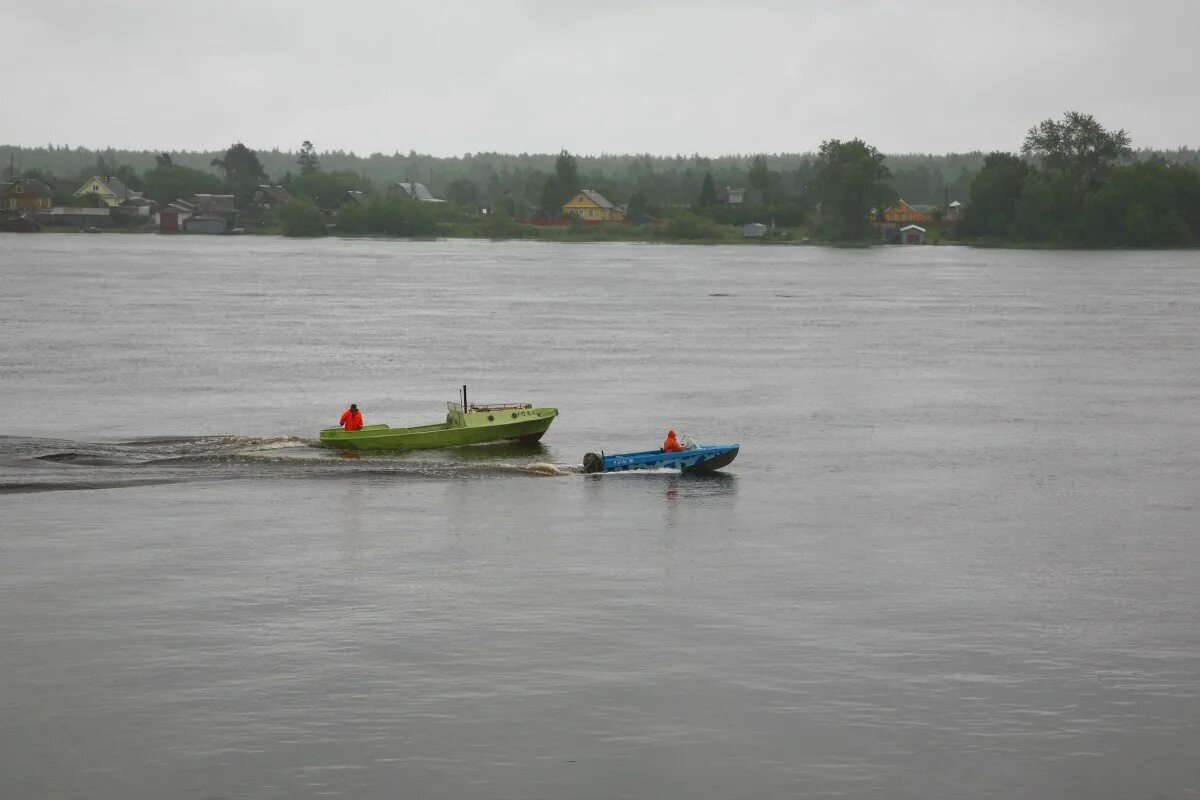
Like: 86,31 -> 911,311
339,403 -> 364,432
663,429 -> 684,452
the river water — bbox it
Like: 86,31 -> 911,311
1,234 -> 1197,799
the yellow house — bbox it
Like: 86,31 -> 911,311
74,175 -> 136,207
562,189 -> 625,221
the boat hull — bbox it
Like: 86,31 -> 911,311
320,407 -> 558,451
583,444 -> 739,474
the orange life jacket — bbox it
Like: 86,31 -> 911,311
340,408 -> 363,432
663,432 -> 683,452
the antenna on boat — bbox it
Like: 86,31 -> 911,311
462,384 -> 468,411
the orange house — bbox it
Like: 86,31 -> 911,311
882,200 -> 933,225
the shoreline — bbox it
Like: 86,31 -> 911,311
13,228 -> 1198,251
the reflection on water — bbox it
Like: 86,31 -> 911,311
663,471 -> 739,505
340,482 -> 365,539
582,469 -> 739,517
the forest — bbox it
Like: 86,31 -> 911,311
2,143 -> 995,208
4,111 -> 1199,247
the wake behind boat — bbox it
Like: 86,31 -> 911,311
319,386 -> 558,451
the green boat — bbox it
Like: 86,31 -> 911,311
319,386 -> 558,451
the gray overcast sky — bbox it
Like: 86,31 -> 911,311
5,0 -> 1198,155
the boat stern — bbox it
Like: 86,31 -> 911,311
318,423 -> 392,449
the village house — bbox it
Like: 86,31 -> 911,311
944,200 -> 965,223
154,194 -> 236,233
562,189 -> 625,221
156,199 -> 195,232
184,194 -> 237,233
726,186 -> 764,206
0,178 -> 54,211
342,190 -> 371,208
882,199 -> 934,226
392,181 -> 445,202
119,196 -> 154,217
73,175 -> 144,207
189,194 -> 236,216
252,184 -> 293,210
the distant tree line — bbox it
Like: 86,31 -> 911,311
4,115 -> 1199,246
2,142 -> 1006,208
957,112 -> 1200,247
0,142 -> 1047,213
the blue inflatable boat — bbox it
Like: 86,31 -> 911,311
582,444 -> 739,474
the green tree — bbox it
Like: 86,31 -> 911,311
143,164 -> 222,203
277,197 -> 328,237
748,155 -> 769,193
1023,111 -> 1132,219
890,163 -> 946,204
19,167 -> 53,183
537,150 -> 580,215
287,170 -> 370,209
297,140 -> 320,175
493,190 -> 520,218
211,142 -> 267,193
338,195 -> 438,237
958,152 -> 1029,237
336,202 -> 367,233
626,190 -> 650,219
554,150 -> 579,198
113,164 -> 144,192
1023,111 -> 1132,180
748,154 -> 786,203
1076,160 -> 1200,247
664,211 -> 722,240
697,171 -> 717,206
82,154 -> 111,181
812,138 -> 894,240
446,177 -> 478,208
539,175 -> 561,215
1011,171 -> 1072,242
481,210 -> 529,239
155,152 -> 173,168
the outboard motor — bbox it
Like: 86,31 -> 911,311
582,452 -> 604,474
